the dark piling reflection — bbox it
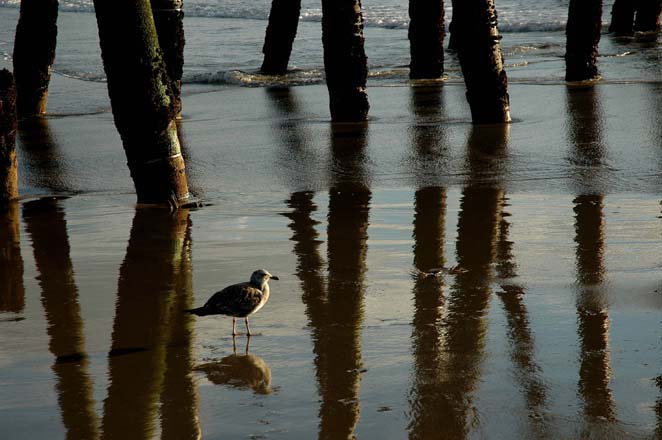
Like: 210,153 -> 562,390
267,87 -> 322,189
102,208 -> 199,440
431,125 -> 506,438
17,118 -> 74,193
284,123 -> 370,439
407,186 -> 448,439
566,87 -> 615,424
409,85 -> 444,155
0,201 -> 25,313
655,376 -> 662,439
407,85 -> 449,185
406,84 -> 451,439
495,199 -> 549,435
573,194 -> 614,423
22,197 -> 99,440
320,123 -> 370,439
565,87 -> 608,194
160,220 -> 201,440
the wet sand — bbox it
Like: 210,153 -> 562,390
1,73 -> 662,439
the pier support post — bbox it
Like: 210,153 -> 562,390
565,0 -> 603,82
93,0 -> 190,205
13,0 -> 58,117
634,0 -> 662,32
151,0 -> 185,117
451,0 -> 511,123
0,70 -> 18,205
609,0 -> 636,35
321,0 -> 370,121
261,0 -> 302,75
408,0 -> 445,79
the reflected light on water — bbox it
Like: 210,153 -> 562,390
0,201 -> 24,314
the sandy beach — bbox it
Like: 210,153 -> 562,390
2,2 -> 662,439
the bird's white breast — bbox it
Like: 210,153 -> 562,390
249,283 -> 270,315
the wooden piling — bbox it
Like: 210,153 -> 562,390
451,0 -> 511,123
0,70 -> 18,205
93,0 -> 190,205
609,0 -> 636,35
261,0 -> 302,75
634,0 -> 662,33
13,0 -> 58,117
408,0 -> 445,79
151,0 -> 185,116
321,0 -> 370,121
565,0 -> 603,82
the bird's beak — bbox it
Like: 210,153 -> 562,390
270,275 -> 279,281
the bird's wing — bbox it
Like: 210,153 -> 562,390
205,282 -> 264,316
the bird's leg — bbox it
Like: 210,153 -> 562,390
245,317 -> 252,336
232,317 -> 237,336
232,335 -> 237,355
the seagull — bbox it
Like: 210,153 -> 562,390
185,269 -> 279,336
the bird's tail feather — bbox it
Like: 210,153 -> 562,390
184,307 -> 209,316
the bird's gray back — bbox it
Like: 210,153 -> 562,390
204,282 -> 264,317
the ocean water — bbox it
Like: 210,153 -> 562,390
5,0 -> 661,89
3,2 -> 662,440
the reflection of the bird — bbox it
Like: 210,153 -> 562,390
22,197 -> 99,439
195,339 -> 273,395
284,122 -> 370,439
17,118 -> 75,193
0,201 -> 25,313
102,207 -> 200,440
566,87 -> 616,427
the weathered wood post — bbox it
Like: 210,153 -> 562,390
634,0 -> 662,32
608,0 -> 636,35
321,0 -> 370,121
408,0 -> 445,79
565,0 -> 603,81
151,0 -> 185,117
93,0 -> 190,205
261,0 -> 302,75
0,70 -> 18,205
13,0 -> 58,117
451,0 -> 511,123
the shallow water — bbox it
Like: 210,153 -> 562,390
1,80 -> 662,439
1,2 -> 662,438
